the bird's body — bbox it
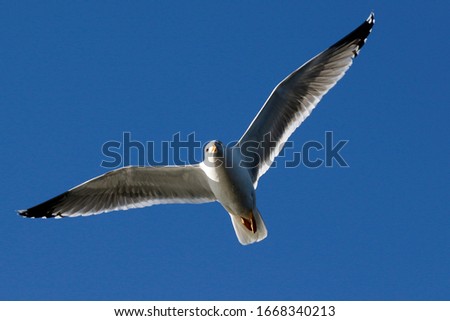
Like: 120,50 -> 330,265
201,143 -> 255,216
200,142 -> 267,244
19,13 -> 375,245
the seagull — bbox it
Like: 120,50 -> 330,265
19,13 -> 375,245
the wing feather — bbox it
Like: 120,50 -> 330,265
18,165 -> 216,218
237,13 -> 375,186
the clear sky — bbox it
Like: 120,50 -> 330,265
1,1 -> 448,300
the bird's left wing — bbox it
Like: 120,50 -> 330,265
237,13 -> 375,186
18,165 -> 216,218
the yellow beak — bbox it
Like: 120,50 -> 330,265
209,145 -> 217,153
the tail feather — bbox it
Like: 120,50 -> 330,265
230,208 -> 268,245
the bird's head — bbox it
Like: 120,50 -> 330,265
205,140 -> 224,156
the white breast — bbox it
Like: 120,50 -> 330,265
199,161 -> 220,182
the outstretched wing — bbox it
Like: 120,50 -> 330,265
237,13 -> 375,186
18,165 -> 216,218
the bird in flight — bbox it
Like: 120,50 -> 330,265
19,13 -> 375,245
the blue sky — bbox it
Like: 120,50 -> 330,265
1,1 -> 449,300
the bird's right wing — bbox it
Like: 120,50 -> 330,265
18,165 -> 216,218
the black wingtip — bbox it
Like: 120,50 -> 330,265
17,209 -> 48,219
17,191 -> 69,219
328,11 -> 375,57
367,12 -> 375,25
356,11 -> 375,55
17,208 -> 46,219
17,209 -> 28,217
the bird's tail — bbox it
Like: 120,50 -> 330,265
229,207 -> 268,245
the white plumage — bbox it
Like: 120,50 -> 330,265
19,13 -> 375,245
